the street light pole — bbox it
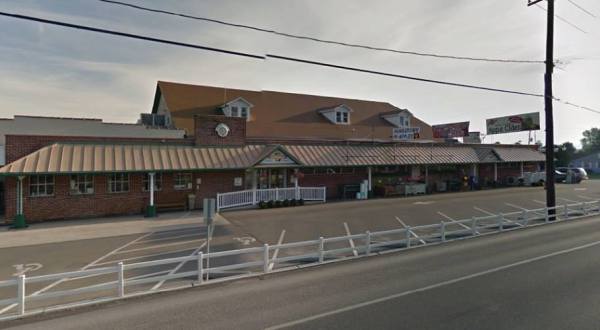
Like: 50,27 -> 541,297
528,0 -> 555,218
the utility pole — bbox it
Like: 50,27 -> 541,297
528,0 -> 555,218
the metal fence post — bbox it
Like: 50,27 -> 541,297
275,188 -> 279,201
498,214 -> 504,231
544,207 -> 549,223
563,204 -> 569,218
405,227 -> 411,248
197,252 -> 204,284
263,244 -> 270,273
471,217 -> 477,236
17,275 -> 25,316
117,262 -> 124,298
365,231 -> 371,255
318,237 -> 325,263
581,202 -> 587,215
440,221 -> 446,242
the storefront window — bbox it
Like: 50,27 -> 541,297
70,174 -> 94,195
142,173 -> 163,191
30,175 -> 55,197
174,173 -> 192,190
108,173 -> 129,193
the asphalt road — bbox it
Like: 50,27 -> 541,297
0,181 -> 598,318
5,211 -> 600,329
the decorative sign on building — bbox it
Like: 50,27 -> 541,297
432,122 -> 470,138
486,112 -> 540,135
463,132 -> 482,144
215,123 -> 230,137
259,150 -> 296,166
392,127 -> 421,141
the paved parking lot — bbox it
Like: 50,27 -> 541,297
0,180 -> 598,317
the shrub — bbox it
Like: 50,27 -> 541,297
298,198 -> 305,206
275,200 -> 283,208
283,199 -> 290,207
267,200 -> 274,208
290,199 -> 297,206
258,201 -> 267,209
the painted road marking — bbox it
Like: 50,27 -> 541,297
558,197 -> 579,203
414,201 -> 435,205
574,188 -> 587,191
437,212 -> 470,230
269,230 -> 287,271
0,231 -> 155,315
343,223 -> 359,257
91,247 -> 198,267
151,243 -> 207,291
474,207 -> 522,227
533,200 -> 545,205
233,236 -> 257,246
135,231 -> 205,245
505,202 -> 528,211
265,238 -> 600,330
578,195 -> 596,200
115,238 -> 206,254
395,217 -> 426,245
11,263 -> 42,277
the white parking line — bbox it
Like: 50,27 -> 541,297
134,232 -> 205,245
558,197 -> 579,203
437,212 -> 470,230
91,246 -> 199,267
269,230 -> 287,271
265,238 -> 600,330
0,231 -> 155,315
151,242 -> 207,291
395,217 -> 426,245
532,200 -> 545,205
505,202 -> 528,211
343,223 -> 359,257
115,238 -> 206,254
578,195 -> 597,201
473,207 -> 495,216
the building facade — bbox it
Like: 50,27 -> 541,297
0,82 -> 545,225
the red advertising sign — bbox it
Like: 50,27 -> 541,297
432,122 -> 470,139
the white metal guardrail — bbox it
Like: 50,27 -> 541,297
216,186 -> 326,211
0,200 -> 598,320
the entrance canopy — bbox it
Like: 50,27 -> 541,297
0,142 -> 545,175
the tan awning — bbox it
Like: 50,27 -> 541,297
0,142 -> 545,175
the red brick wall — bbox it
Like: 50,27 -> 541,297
194,115 -> 246,146
3,170 -> 246,223
5,135 -> 193,164
298,168 -> 368,199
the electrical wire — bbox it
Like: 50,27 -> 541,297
535,4 -> 588,33
567,0 -> 597,18
97,0 -> 544,64
0,10 -> 599,116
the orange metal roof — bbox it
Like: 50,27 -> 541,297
0,143 -> 545,175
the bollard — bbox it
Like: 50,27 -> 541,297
117,262 -> 125,298
440,221 -> 446,242
197,252 -> 204,284
263,244 -> 270,273
17,275 -> 25,316
318,237 -> 325,263
405,227 -> 411,248
365,231 -> 371,255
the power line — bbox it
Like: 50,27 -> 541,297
535,4 -> 587,33
0,11 -> 265,60
1,10 -> 599,117
567,0 -> 597,18
97,0 -> 543,65
265,54 -> 544,98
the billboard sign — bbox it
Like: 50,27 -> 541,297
463,132 -> 482,144
486,112 -> 540,135
432,122 -> 469,139
392,127 -> 421,141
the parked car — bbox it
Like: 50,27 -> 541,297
554,170 -> 567,183
556,167 -> 584,183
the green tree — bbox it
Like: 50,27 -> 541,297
555,142 -> 576,167
581,128 -> 600,153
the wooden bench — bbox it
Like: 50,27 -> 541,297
155,202 -> 186,212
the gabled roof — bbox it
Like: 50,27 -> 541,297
152,81 -> 435,141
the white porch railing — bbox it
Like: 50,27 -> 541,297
216,186 -> 326,211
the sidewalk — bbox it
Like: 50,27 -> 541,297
0,211 -> 228,248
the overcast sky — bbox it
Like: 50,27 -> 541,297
0,0 -> 599,147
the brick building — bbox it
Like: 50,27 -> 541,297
0,82 -> 544,225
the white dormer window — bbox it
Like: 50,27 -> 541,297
381,109 -> 412,128
319,104 -> 353,125
221,97 -> 253,121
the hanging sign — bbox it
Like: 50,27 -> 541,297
486,112 -> 540,135
392,127 -> 421,141
432,122 -> 470,138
